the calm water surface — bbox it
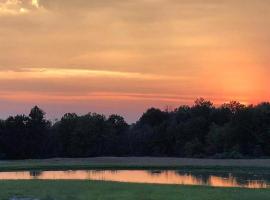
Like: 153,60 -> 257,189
0,170 -> 269,189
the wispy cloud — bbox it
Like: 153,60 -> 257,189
0,67 -> 192,80
0,0 -> 40,15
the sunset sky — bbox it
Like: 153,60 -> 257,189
0,0 -> 270,122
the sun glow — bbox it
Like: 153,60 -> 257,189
19,7 -> 28,13
31,0 -> 39,8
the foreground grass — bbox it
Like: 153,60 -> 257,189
0,180 -> 269,200
0,157 -> 270,173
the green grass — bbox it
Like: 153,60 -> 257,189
0,180 -> 269,200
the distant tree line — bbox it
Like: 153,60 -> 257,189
0,98 -> 270,159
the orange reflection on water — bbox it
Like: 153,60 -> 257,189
0,170 -> 268,189
209,175 -> 267,189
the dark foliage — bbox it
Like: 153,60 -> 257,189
0,99 -> 270,159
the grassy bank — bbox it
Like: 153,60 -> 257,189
0,180 -> 269,200
0,157 -> 270,173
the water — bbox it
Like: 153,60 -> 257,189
0,170 -> 269,189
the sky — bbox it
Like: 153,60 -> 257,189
0,0 -> 270,122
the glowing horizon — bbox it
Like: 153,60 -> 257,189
0,0 -> 270,122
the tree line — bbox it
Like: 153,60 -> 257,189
0,98 -> 270,159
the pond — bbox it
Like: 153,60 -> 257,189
0,170 -> 269,189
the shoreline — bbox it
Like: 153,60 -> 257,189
0,157 -> 270,172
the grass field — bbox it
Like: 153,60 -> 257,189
0,180 -> 269,200
0,157 -> 270,172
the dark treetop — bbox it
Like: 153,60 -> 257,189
1,98 -> 270,159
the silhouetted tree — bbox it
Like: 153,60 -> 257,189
0,99 -> 270,159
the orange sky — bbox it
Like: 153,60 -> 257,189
0,0 -> 270,122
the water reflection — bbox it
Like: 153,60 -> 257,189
0,170 -> 268,189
